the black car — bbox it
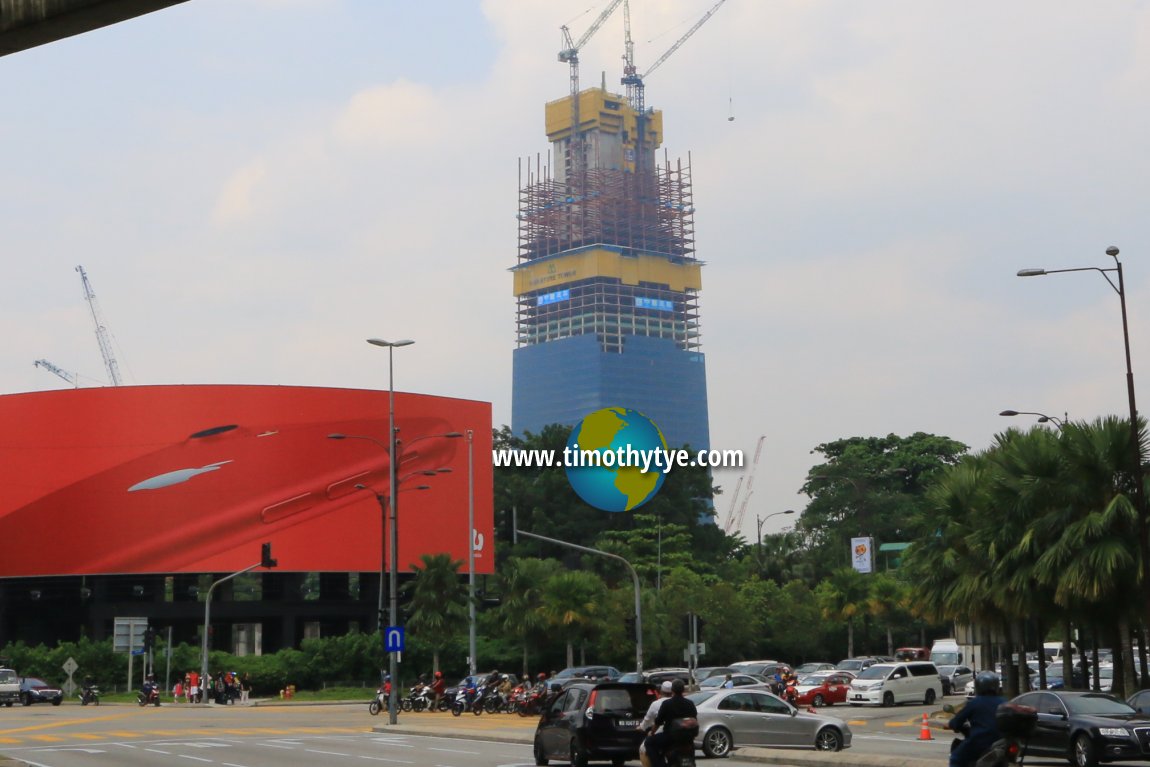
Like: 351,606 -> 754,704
534,681 -> 657,767
1011,690 -> 1150,767
554,666 -> 623,682
20,677 -> 63,706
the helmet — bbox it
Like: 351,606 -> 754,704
501,674 -> 509,680
975,671 -> 1000,696
434,671 -> 442,678
538,672 -> 547,680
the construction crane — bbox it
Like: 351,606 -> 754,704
620,0 -> 728,173
33,359 -> 79,388
558,0 -> 624,179
724,435 -> 765,536
75,265 -> 123,386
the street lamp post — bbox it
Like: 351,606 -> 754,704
1018,247 -> 1147,663
465,428 -> 476,678
999,409 -> 1066,432
366,338 -> 413,725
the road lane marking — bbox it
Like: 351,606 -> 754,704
178,756 -> 213,763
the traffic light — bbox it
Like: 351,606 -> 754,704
695,616 -> 706,641
143,626 -> 156,651
261,542 -> 277,569
681,613 -> 692,638
624,616 -> 636,636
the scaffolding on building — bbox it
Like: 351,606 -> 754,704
515,151 -> 700,354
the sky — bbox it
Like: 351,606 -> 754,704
6,0 -> 1150,546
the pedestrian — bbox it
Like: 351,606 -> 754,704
188,670 -> 201,704
240,673 -> 251,704
721,674 -> 734,689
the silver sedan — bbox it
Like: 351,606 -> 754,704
687,688 -> 852,758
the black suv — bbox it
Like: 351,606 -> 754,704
534,681 -> 657,767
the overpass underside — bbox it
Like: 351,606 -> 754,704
1,0 -> 188,57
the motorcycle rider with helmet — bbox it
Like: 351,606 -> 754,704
948,671 -> 1005,767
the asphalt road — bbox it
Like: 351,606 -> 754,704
0,696 -> 1108,767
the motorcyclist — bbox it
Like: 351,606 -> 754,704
948,671 -> 1005,767
645,679 -> 698,767
431,671 -> 446,709
141,673 -> 160,705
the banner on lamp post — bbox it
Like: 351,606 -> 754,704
851,537 -> 874,574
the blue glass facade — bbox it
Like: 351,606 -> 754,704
512,334 -> 710,451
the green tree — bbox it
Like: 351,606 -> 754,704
404,553 -> 469,673
495,557 -> 561,678
816,567 -> 870,658
539,571 -> 607,667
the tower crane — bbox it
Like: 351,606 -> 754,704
620,0 -> 728,174
75,265 -> 123,386
724,435 -> 765,536
558,0 -> 624,180
33,359 -> 79,388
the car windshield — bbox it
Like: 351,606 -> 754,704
24,678 -> 46,686
938,665 -> 957,674
837,660 -> 862,670
855,666 -> 888,680
800,673 -> 829,685
687,691 -> 716,705
1064,694 -> 1133,716
1099,667 -> 1114,679
617,672 -> 644,684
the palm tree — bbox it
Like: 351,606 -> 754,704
539,571 -> 607,668
816,567 -> 870,658
404,553 -> 468,674
495,557 -> 560,678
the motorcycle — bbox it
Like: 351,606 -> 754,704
450,682 -> 479,716
949,702 -> 1036,767
368,686 -> 388,716
78,685 -> 100,706
402,683 -> 433,712
137,686 -> 161,707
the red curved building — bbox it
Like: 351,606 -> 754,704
0,385 -> 493,649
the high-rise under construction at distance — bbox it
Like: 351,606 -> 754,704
511,2 -> 715,451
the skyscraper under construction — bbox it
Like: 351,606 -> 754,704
511,81 -> 710,451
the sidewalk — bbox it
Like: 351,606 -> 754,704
368,711 -> 940,767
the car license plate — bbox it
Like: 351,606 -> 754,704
853,695 -> 864,700
617,719 -> 639,727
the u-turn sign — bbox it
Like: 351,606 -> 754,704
385,626 -> 405,653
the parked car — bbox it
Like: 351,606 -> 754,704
19,677 -> 62,706
795,662 -> 836,674
698,673 -> 770,690
937,664 -> 974,695
553,665 -> 622,682
617,668 -> 693,688
835,657 -> 879,673
1126,688 -> 1150,714
729,660 -> 793,679
895,647 -> 930,662
793,671 -> 856,707
533,681 -> 656,766
847,661 -> 942,706
688,687 -> 852,757
1010,690 -> 1150,767
693,666 -> 737,683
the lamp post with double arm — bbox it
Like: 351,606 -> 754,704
1017,247 -> 1146,683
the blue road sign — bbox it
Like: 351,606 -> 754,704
385,626 -> 405,653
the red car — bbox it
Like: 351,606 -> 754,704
793,671 -> 856,707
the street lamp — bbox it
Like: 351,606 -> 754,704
465,429 -> 476,677
999,409 -> 1066,431
327,424 -> 457,726
755,509 -> 795,568
367,337 -> 412,725
1017,246 -> 1147,647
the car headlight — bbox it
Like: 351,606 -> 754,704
1098,728 -> 1129,737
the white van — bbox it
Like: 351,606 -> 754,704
848,661 -> 943,707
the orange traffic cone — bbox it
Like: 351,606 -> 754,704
917,712 -> 934,741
